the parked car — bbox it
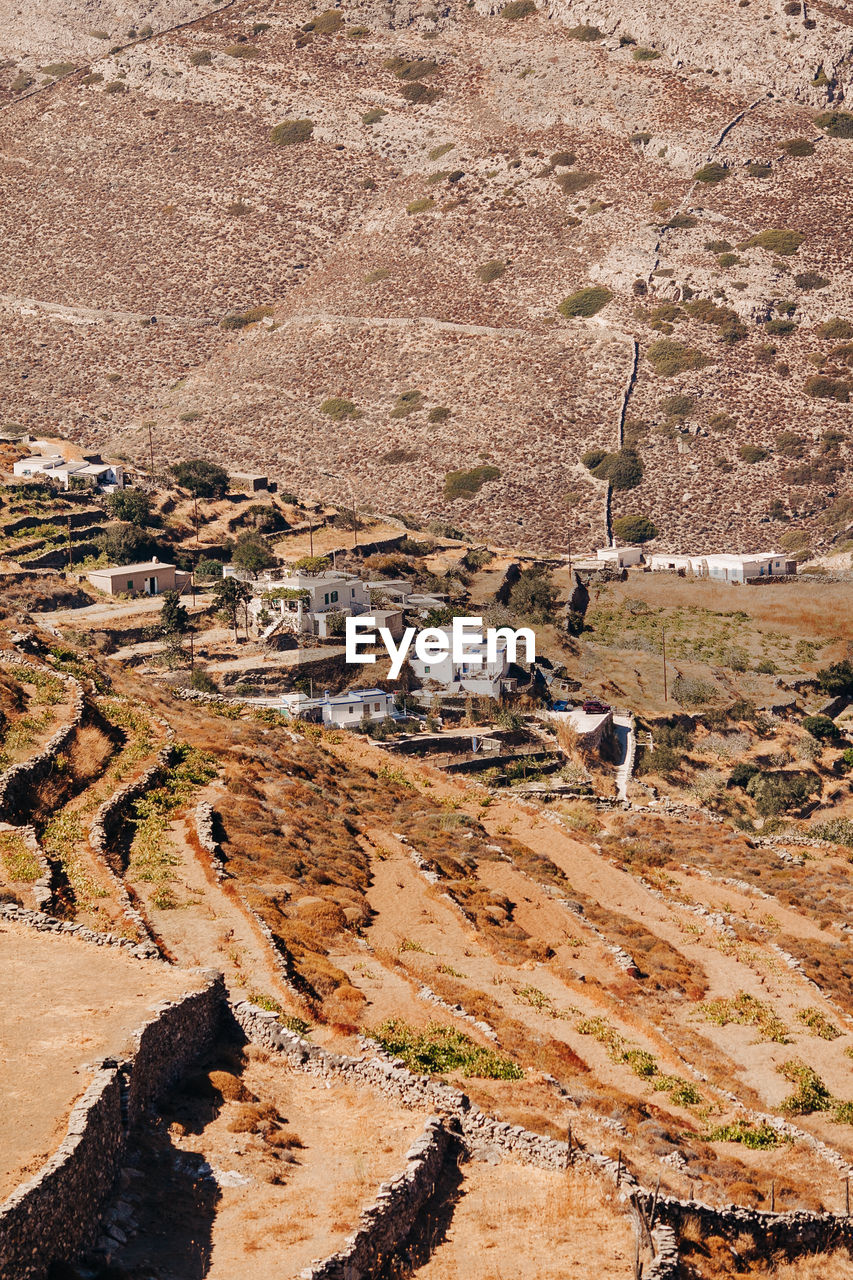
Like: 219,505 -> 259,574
582,698 -> 610,715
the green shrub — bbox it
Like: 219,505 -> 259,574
633,47 -> 660,60
401,82 -> 440,104
384,56 -> 437,80
781,137 -> 815,156
817,318 -> 853,340
705,1121 -> 787,1149
270,119 -> 314,145
765,318 -> 797,335
104,80 -> 127,93
558,286 -> 612,317
224,43 -> 261,58
747,162 -> 772,178
429,142 -> 455,159
612,514 -> 657,542
554,170 -> 599,194
814,111 -> 853,139
705,239 -> 732,252
729,761 -> 759,788
566,23 -> 603,39
429,406 -> 451,423
699,991 -> 789,1042
738,443 -> 768,463
362,107 -> 386,125
646,339 -> 712,376
630,132 -> 651,145
582,449 -> 608,470
406,197 -> 435,214
797,1007 -> 840,1040
390,390 -> 423,417
741,228 -> 804,255
373,1019 -> 522,1078
81,72 -> 104,85
802,714 -> 841,740
684,297 -> 747,342
661,393 -> 694,418
665,213 -> 697,229
779,1060 -> 833,1114
476,260 -> 505,283
444,465 -> 500,500
549,150 -> 576,166
305,9 -> 344,33
694,162 -> 729,183
775,430 -> 806,457
40,61 -> 76,77
501,0 -> 536,17
220,305 -> 273,330
320,397 -> 361,420
804,374 -> 849,401
794,271 -> 828,290
189,49 -> 212,65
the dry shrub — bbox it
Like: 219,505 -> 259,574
202,1069 -> 254,1102
227,1100 -> 281,1132
295,898 -> 349,935
265,1127 -> 305,1149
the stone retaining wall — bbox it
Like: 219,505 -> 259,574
641,1193 -> 853,1258
0,971 -> 224,1280
194,801 -> 225,880
0,900 -> 162,961
300,1117 -> 454,1280
0,661 -> 88,824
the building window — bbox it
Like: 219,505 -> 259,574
127,580 -> 133,591
374,702 -> 381,712
331,591 -> 339,603
348,706 -> 355,715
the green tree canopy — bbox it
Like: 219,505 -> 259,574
96,523 -> 162,565
105,489 -> 151,526
160,589 -> 189,635
170,459 -> 229,498
817,660 -> 853,698
508,567 -> 558,624
231,532 -> 278,577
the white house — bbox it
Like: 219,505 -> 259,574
276,687 -> 396,726
650,551 -> 792,582
596,546 -> 644,568
648,553 -> 695,573
13,453 -> 124,491
408,627 -> 513,697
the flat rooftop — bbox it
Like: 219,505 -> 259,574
0,920 -> 206,1201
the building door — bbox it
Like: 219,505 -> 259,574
146,576 -> 158,594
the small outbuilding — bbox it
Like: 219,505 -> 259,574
87,559 -> 179,597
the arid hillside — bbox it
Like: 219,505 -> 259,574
0,0 -> 852,552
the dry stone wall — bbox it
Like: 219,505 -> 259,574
0,660 -> 87,823
0,900 -> 162,960
194,800 -> 225,880
0,969 -> 224,1280
300,1117 -> 455,1280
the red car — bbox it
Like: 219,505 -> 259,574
582,698 -> 610,715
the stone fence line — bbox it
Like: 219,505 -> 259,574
0,658 -> 88,823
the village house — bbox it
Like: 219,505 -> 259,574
275,687 -> 397,726
13,452 -> 124,491
595,545 -> 644,569
87,559 -> 188,597
649,551 -> 795,582
408,626 -> 515,698
243,568 -> 374,639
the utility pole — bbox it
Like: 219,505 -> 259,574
147,421 -> 154,474
309,517 -> 314,558
662,628 -> 668,703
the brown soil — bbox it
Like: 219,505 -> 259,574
0,920 -> 205,1200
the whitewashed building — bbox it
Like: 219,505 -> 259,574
276,687 -> 396,726
408,627 -> 514,697
649,551 -> 793,582
595,546 -> 644,568
13,453 -> 124,490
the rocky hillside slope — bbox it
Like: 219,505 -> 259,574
0,0 -> 851,552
